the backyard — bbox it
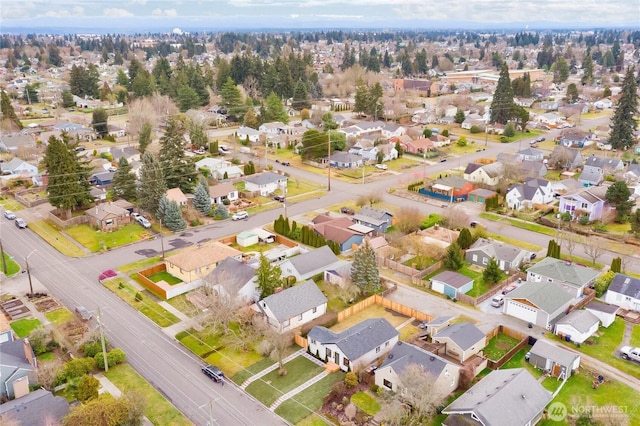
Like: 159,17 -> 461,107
44,308 -> 75,326
483,333 -> 521,361
330,303 -> 410,332
66,223 -> 152,252
10,317 -> 42,337
147,271 -> 183,285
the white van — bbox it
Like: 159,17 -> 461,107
490,295 -> 504,308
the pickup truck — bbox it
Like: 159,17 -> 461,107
620,346 -> 640,362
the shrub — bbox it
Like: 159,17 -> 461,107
370,384 -> 380,394
504,122 -> 516,138
75,374 -> 100,402
28,327 -> 55,355
441,129 -> 449,137
457,136 -> 467,147
345,372 -> 358,388
470,125 -> 482,134
81,339 -> 107,358
134,292 -> 142,302
59,357 -> 96,383
95,348 -> 127,370
578,215 -> 590,225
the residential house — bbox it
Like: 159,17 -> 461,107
328,152 -> 364,169
503,281 -> 574,329
539,100 -> 560,111
259,121 -> 288,135
425,176 -> 475,202
463,162 -> 503,186
89,171 -> 114,186
430,271 -> 474,299
467,188 -> 497,204
85,202 -> 131,231
519,160 -> 548,179
422,316 -> 455,338
515,147 -> 545,162
237,126 -> 261,143
381,124 -> 406,138
358,144 -> 398,163
527,340 -> 580,379
400,136 -> 434,154
550,146 -> 583,170
323,262 -> 352,287
279,245 -> 344,282
208,183 -> 238,205
559,186 -> 608,222
351,206 -> 394,233
429,134 -> 451,148
559,129 -> 591,148
165,188 -> 188,207
554,310 -> 600,344
110,146 -> 141,163
0,158 -> 38,177
375,341 -> 460,395
579,155 -> 624,186
506,178 -> 554,210
442,368 -> 552,426
107,124 -> 127,138
203,257 -> 257,303
605,273 -> 640,312
514,98 -> 535,108
526,257 -> 600,298
432,322 -> 486,363
0,331 -> 37,399
585,302 -> 619,328
256,280 -> 328,333
593,98 -> 613,109
466,238 -> 528,272
244,172 -> 288,196
0,134 -> 36,153
312,214 -> 371,252
0,389 -> 69,426
307,318 -> 399,372
165,241 -> 243,283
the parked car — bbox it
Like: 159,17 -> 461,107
232,211 -> 249,221
490,295 -> 504,308
530,252 -> 537,260
375,164 -> 388,170
340,207 -> 355,215
273,195 -> 285,202
75,306 -> 93,321
74,146 -> 86,152
502,285 -> 517,295
470,221 -> 478,228
99,269 -> 117,281
193,149 -> 206,155
620,346 -> 640,363
136,215 -> 151,229
4,210 -> 16,220
15,218 -> 27,229
108,166 -> 118,172
202,365 -> 225,382
281,161 -> 291,166
534,136 -> 545,143
439,158 -> 447,162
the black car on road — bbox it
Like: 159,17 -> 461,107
202,365 -> 225,382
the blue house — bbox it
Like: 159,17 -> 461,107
312,214 -> 372,252
430,270 -> 474,298
0,331 -> 38,399
89,171 -> 115,186
351,206 -> 393,233
328,152 -> 363,169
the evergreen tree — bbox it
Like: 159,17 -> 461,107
1,90 -> 22,129
43,134 -> 92,219
177,85 -> 200,112
395,141 -> 403,158
566,83 -> 579,103
605,181 -> 634,223
610,257 -> 622,273
264,92 -> 289,124
189,121 -> 208,149
92,108 -> 109,138
212,203 -> 228,219
454,109 -> 466,124
159,117 -> 197,193
137,152 -> 166,217
219,77 -> 246,121
353,80 -> 369,116
157,195 -> 170,222
256,252 -> 283,298
456,228 -> 474,249
61,90 -> 75,108
23,84 -> 39,103
630,209 -> 640,239
138,122 -> 152,154
111,157 -> 137,201
482,258 -> 503,284
490,63 -> 515,124
581,48 -> 594,85
163,200 -> 186,231
609,67 -> 638,151
546,239 -> 561,259
350,241 -> 381,294
193,180 -> 211,215
443,242 -> 464,271
291,81 -> 310,111
243,108 -> 259,129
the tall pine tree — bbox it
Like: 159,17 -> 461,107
137,152 -> 166,217
159,117 -> 197,193
163,200 -> 186,231
609,67 -> 638,151
350,241 -> 381,295
490,63 -> 515,124
111,157 -> 137,201
1,90 -> 22,130
193,179 -> 211,215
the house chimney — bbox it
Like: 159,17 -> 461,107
23,338 -> 37,368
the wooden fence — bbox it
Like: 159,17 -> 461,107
47,210 -> 88,229
484,325 -> 531,370
294,334 -> 308,349
375,256 -> 444,287
337,294 -> 433,323
567,287 -> 596,313
15,189 -> 49,208
455,272 -> 525,306
137,264 -> 169,299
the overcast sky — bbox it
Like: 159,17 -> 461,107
2,0 -> 638,30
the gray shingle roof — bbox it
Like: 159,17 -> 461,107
608,273 -> 640,299
556,310 -> 599,334
529,340 -> 579,370
204,257 -> 256,297
308,318 -> 399,360
505,281 -> 573,314
467,238 -> 525,263
434,322 -> 485,351
443,368 -> 552,426
245,171 -> 287,186
261,280 -> 327,322
288,245 -> 340,277
0,389 -> 69,426
585,301 -> 619,315
527,257 -> 600,289
379,341 -> 452,378
431,271 -> 474,289
426,316 -> 454,326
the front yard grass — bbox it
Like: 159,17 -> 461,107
539,368 -> 640,425
330,303 -> 409,332
11,318 -> 41,337
485,232 -> 542,252
165,294 -> 199,318
232,357 -> 278,385
245,356 -> 324,406
147,271 -> 182,285
104,364 -> 192,426
631,325 -> 640,347
480,212 -> 557,236
1,253 -> 21,276
351,391 -> 381,415
102,278 -> 180,327
0,195 -> 24,211
66,223 -> 151,252
275,372 -> 345,424
28,220 -> 87,257
117,256 -> 163,273
483,333 -> 521,361
45,308 -> 75,326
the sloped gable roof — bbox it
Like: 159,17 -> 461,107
505,281 -> 573,313
467,238 -> 525,263
204,257 -> 256,297
288,245 -> 340,277
261,280 -> 327,322
434,322 -> 485,351
608,273 -> 640,299
379,341 -> 452,378
527,257 -> 600,288
556,310 -> 599,334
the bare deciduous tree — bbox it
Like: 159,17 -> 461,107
395,207 -> 424,234
127,98 -> 157,138
584,239 -> 604,266
37,358 -> 64,390
255,322 -> 294,376
560,231 -> 577,257
443,206 -> 469,230
356,192 -> 382,207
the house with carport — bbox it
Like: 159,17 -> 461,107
307,318 -> 399,372
255,280 -> 327,333
526,257 -> 600,298
503,281 -> 574,329
430,271 -> 474,299
432,322 -> 486,363
554,310 -> 600,344
374,341 -> 460,395
527,339 -> 580,379
164,241 -> 242,283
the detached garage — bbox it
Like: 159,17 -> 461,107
503,281 -> 573,329
430,270 -> 474,299
554,310 -> 599,344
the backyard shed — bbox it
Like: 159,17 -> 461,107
236,230 -> 259,247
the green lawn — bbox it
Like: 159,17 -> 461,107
117,256 -> 163,273
351,391 -> 381,415
66,223 -> 151,252
631,325 -> 640,348
147,271 -> 183,285
1,253 -> 21,276
540,369 -> 640,426
104,364 -> 192,426
275,372 -> 345,424
28,220 -> 87,257
500,345 -> 544,379
0,196 -> 24,211
245,357 -> 324,406
45,308 -> 75,326
102,278 -> 180,327
486,232 -> 542,252
479,212 -> 557,236
232,357 -> 279,385
456,264 -> 501,298
11,318 -> 41,337
541,376 -> 564,393
165,294 -> 199,318
403,255 -> 437,270
483,333 -> 521,361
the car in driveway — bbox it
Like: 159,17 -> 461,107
375,163 -> 388,170
135,215 -> 151,229
232,211 -> 248,221
340,207 -> 355,215
15,218 -> 27,229
202,365 -> 225,382
620,346 -> 640,363
4,210 -> 16,220
99,269 -> 118,281
273,195 -> 285,202
502,285 -> 517,295
75,306 -> 93,321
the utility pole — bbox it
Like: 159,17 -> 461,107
97,307 -> 109,372
0,239 -> 7,275
25,249 -> 36,296
159,219 -> 165,260
327,131 -> 331,191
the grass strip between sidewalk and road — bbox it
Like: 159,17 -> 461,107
28,220 -> 87,257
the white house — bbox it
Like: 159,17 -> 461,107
259,121 -> 288,135
256,280 -> 327,333
605,273 -> 640,312
208,183 -> 238,205
203,257 -> 258,303
554,310 -> 600,344
308,318 -> 399,372
279,245 -> 343,282
0,158 -> 38,177
527,340 -> 580,379
559,186 -> 608,222
526,257 -> 600,298
506,178 -> 554,210
503,281 -> 574,330
463,162 -> 503,186
585,302 -> 618,328
237,126 -> 261,143
244,172 -> 287,196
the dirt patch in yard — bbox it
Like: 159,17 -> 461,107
33,297 -> 61,313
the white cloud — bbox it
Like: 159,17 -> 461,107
129,0 -> 147,4
152,8 -> 178,17
103,8 -> 134,17
43,6 -> 85,18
